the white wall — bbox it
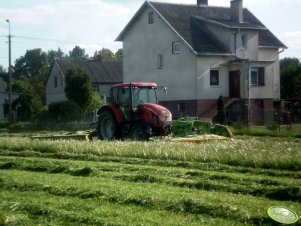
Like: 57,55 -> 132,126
205,24 -> 258,61
121,5 -> 281,103
252,48 -> 280,99
196,56 -> 230,99
122,7 -> 197,101
235,31 -> 258,60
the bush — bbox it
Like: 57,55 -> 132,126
232,120 -> 245,130
214,96 -> 226,125
266,121 -> 280,131
48,100 -> 80,122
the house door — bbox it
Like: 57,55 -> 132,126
229,71 -> 240,98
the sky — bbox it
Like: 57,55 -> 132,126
0,0 -> 301,69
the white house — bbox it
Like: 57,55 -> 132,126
116,0 -> 286,124
46,58 -> 123,105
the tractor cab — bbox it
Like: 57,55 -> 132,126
110,83 -> 158,120
110,83 -> 158,105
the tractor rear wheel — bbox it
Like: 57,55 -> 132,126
130,122 -> 150,141
97,110 -> 118,140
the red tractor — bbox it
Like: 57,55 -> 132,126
96,82 -> 172,141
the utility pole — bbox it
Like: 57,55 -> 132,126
6,19 -> 13,124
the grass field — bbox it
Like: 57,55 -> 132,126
0,134 -> 301,225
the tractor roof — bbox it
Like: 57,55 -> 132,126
113,82 -> 157,88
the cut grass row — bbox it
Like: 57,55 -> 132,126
1,136 -> 300,225
0,137 -> 300,170
0,156 -> 300,202
1,169 -> 300,225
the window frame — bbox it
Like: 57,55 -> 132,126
178,102 -> 186,112
251,67 -> 265,86
242,34 -> 248,49
172,42 -> 180,54
54,76 -> 58,88
158,54 -> 163,69
148,12 -> 154,24
93,86 -> 99,92
210,69 -> 220,87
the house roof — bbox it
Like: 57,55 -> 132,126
116,1 -> 286,55
53,59 -> 123,84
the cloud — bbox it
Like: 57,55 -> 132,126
283,31 -> 301,40
0,6 -> 56,25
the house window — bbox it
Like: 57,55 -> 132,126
178,103 -> 186,112
158,54 -> 163,69
148,12 -> 154,24
251,67 -> 265,86
93,86 -> 99,92
54,76 -> 58,88
210,69 -> 220,86
242,34 -> 247,49
172,42 -> 180,54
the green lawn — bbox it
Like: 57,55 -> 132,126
0,135 -> 300,225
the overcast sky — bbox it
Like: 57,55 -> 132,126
0,0 -> 301,69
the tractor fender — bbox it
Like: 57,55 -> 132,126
97,104 -> 124,124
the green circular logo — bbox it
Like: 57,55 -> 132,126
267,207 -> 299,224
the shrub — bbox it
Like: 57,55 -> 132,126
266,121 -> 280,131
48,100 -> 80,122
214,96 -> 226,124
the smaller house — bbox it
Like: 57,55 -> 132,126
46,59 -> 123,105
0,78 -> 7,120
0,77 -> 19,121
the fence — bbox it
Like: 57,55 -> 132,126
211,106 -> 301,127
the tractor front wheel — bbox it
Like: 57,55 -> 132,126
130,122 -> 150,141
97,110 -> 118,140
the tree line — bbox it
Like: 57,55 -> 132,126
0,46 -> 122,122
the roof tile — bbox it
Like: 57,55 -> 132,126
145,2 -> 286,53
55,59 -> 123,84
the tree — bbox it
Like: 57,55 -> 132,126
30,64 -> 49,105
115,49 -> 123,60
13,48 -> 48,78
12,76 -> 43,121
0,66 -> 8,82
93,48 -> 115,61
280,58 -> 301,100
48,100 -> 80,122
69,46 -> 89,60
64,67 -> 93,110
47,48 -> 65,61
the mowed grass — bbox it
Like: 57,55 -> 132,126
0,136 -> 301,225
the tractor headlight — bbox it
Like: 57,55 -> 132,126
159,115 -> 172,123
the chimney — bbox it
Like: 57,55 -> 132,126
231,0 -> 243,23
197,0 -> 208,6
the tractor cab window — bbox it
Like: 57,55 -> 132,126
132,87 -> 157,107
118,87 -> 131,106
